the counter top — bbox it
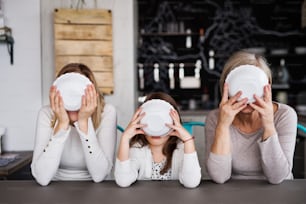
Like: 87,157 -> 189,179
0,180 -> 305,204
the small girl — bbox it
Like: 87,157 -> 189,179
114,92 -> 201,188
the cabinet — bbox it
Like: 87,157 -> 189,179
137,0 -> 306,111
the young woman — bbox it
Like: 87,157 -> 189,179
205,50 -> 297,184
114,92 -> 201,188
31,63 -> 117,186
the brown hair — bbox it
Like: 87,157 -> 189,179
51,63 -> 105,129
130,92 -> 180,174
219,50 -> 272,95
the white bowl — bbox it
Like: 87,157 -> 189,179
140,99 -> 174,137
53,73 -> 92,111
225,65 -> 269,103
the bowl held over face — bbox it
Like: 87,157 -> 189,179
225,65 -> 269,103
53,73 -> 92,111
140,99 -> 174,137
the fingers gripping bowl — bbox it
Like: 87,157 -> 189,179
225,65 -> 269,103
140,99 -> 174,137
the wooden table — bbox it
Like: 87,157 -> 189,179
0,151 -> 32,178
0,179 -> 305,204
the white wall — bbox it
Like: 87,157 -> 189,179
0,0 -> 42,151
0,0 -> 136,151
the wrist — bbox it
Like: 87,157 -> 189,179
57,120 -> 69,130
182,136 -> 195,143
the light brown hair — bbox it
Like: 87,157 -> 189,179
51,63 -> 105,129
219,50 -> 272,95
130,92 -> 180,174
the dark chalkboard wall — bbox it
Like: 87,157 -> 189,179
137,0 -> 306,110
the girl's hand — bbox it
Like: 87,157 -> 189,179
49,85 -> 69,131
166,109 -> 192,141
78,84 -> 98,123
122,108 -> 146,141
167,109 -> 196,153
218,83 -> 248,127
117,108 -> 146,161
249,84 -> 276,139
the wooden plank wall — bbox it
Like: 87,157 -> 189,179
54,8 -> 114,94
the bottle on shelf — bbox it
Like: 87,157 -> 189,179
185,29 -> 192,48
277,58 -> 289,85
168,63 -> 175,89
179,63 -> 185,80
208,50 -> 215,70
153,63 -> 160,82
275,58 -> 290,104
138,63 -> 144,90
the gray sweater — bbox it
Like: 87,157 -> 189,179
205,103 -> 297,184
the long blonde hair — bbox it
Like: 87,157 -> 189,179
220,50 -> 272,95
51,63 -> 105,129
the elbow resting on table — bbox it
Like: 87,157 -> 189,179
31,168 -> 51,186
180,174 -> 202,188
92,174 -> 105,183
33,175 -> 51,186
115,178 -> 133,188
267,176 -> 285,185
210,174 -> 230,184
182,179 -> 201,188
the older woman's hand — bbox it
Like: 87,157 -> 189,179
218,83 -> 248,128
249,84 -> 276,140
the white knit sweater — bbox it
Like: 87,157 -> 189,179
114,143 -> 202,188
31,104 -> 117,186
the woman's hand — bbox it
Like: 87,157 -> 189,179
49,85 -> 69,132
249,84 -> 276,140
218,83 -> 248,128
77,84 -> 98,134
78,84 -> 98,123
210,83 -> 247,155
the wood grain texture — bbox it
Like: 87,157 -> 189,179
54,9 -> 114,94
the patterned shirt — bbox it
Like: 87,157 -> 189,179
151,159 -> 172,180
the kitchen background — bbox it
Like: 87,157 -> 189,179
0,0 -> 305,178
137,0 -> 306,111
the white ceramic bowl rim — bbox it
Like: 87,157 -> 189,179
53,72 -> 92,111
140,99 -> 174,137
225,64 -> 269,103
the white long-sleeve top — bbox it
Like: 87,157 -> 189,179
114,143 -> 201,188
31,104 -> 117,186
205,103 -> 297,184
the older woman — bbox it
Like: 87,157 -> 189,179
205,50 -> 297,184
